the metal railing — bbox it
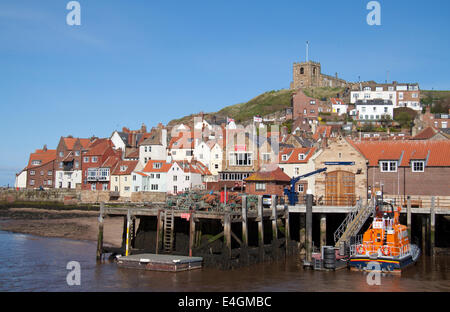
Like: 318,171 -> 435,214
334,197 -> 375,246
382,195 -> 450,211
350,241 -> 411,258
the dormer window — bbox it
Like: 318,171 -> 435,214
32,160 -> 41,166
153,163 -> 162,169
380,161 -> 397,172
282,154 -> 288,161
298,153 -> 305,160
411,161 -> 424,172
120,166 -> 127,172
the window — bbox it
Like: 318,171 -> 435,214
75,161 -> 79,169
150,174 -> 154,179
442,121 -> 448,129
91,184 -> 96,191
298,184 -> 304,193
215,164 -> 219,169
75,151 -> 80,156
124,177 -> 127,182
173,176 -> 177,181
310,100 -> 316,105
120,166 -> 127,172
364,93 -> 370,99
384,107 -> 388,113
156,174 -> 160,179
92,156 -> 98,163
47,180 -> 52,186
173,186 -> 178,194
255,183 -> 266,191
215,154 -> 219,159
172,151 -> 177,155
282,154 -> 288,161
380,161 -> 397,172
144,146 -> 148,152
364,87 -> 371,91
399,92 -> 404,100
30,180 -> 35,186
31,160 -> 41,166
412,93 -> 418,98
186,150 -> 193,156
43,180 -> 47,186
124,186 -> 130,191
48,171 -> 52,176
294,167 -> 300,176
133,175 -> 136,181
144,157 -> 148,163
229,152 -> 252,166
83,157 -> 89,163
153,163 -> 162,169
135,186 -> 140,192
102,184 -> 108,191
30,170 -> 35,176
362,107 -> 366,113
115,186 -> 118,192
412,161 -> 424,172
151,184 -> 158,191
310,109 -> 315,113
185,176 -> 190,181
59,162 -> 63,169
298,153 -> 305,160
263,153 -> 271,161
59,152 -> 64,157
115,177 -> 118,182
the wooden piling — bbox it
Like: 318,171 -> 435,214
407,196 -> 412,240
299,213 -> 305,254
125,209 -> 131,256
155,209 -> 164,254
241,195 -> 248,247
305,193 -> 313,265
96,202 -> 104,261
284,204 -> 290,256
189,213 -> 196,257
422,215 -> 427,255
431,197 -> 436,256
257,195 -> 264,260
271,195 -> 278,241
223,212 -> 231,258
320,214 -> 326,248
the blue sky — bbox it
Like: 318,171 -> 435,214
1,0 -> 449,186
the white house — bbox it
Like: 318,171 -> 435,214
168,133 -> 194,162
14,169 -> 27,189
110,131 -> 128,151
193,141 -> 211,168
355,99 -> 394,121
351,89 -> 397,107
278,147 -> 317,194
138,160 -> 172,193
139,127 -> 167,167
166,161 -> 210,194
209,141 -> 223,176
330,98 -> 348,116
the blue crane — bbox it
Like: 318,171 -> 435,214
283,167 -> 327,205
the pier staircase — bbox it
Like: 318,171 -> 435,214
334,198 -> 375,247
163,209 -> 175,253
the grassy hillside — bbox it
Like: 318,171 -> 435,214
217,89 -> 294,123
421,90 -> 450,113
303,86 -> 346,101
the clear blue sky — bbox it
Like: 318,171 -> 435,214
1,0 -> 449,186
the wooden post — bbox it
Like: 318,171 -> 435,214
224,212 -> 231,258
155,209 -> 164,254
284,204 -> 290,256
422,215 -> 427,255
96,202 -> 104,261
271,195 -> 278,241
299,213 -> 306,254
125,209 -> 131,256
131,217 -> 136,248
257,195 -> 264,261
189,213 -> 195,257
407,196 -> 412,240
241,195 -> 248,247
305,193 -> 313,266
320,214 -> 326,248
431,197 -> 436,256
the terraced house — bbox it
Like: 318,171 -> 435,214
55,136 -> 91,189
25,145 -> 56,189
110,160 -> 139,197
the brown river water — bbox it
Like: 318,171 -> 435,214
0,230 -> 448,292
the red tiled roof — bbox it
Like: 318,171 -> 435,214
84,139 -> 113,156
330,98 -> 344,105
313,126 -> 332,140
349,140 -> 450,167
63,137 -> 78,150
279,147 -> 316,164
142,160 -> 172,173
245,165 -> 291,182
101,155 -> 121,169
112,160 -> 138,175
26,149 -> 57,169
168,132 -> 194,149
412,127 -> 438,140
171,160 -> 212,175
